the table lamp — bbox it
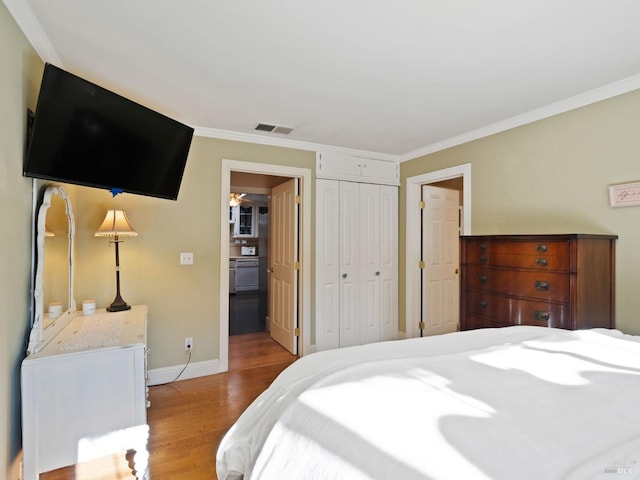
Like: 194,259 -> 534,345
95,209 -> 138,312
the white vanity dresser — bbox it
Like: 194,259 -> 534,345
21,185 -> 149,480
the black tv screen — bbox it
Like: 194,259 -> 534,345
24,63 -> 194,200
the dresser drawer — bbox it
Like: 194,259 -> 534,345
464,290 -> 570,328
492,294 -> 569,328
464,289 -> 493,316
491,269 -> 570,303
490,252 -> 569,271
464,265 -> 570,302
490,240 -> 569,257
463,265 -> 491,290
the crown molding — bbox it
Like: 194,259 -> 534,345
400,74 -> 640,162
8,0 -> 637,166
3,0 -> 62,64
193,126 -> 399,162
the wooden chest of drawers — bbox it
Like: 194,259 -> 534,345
460,234 -> 617,330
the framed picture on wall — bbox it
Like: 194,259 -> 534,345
609,181 -> 640,207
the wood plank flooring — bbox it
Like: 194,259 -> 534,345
40,332 -> 297,480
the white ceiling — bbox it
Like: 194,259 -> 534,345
6,0 -> 640,160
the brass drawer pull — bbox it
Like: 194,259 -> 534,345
478,300 -> 488,308
478,275 -> 488,283
535,280 -> 550,291
534,310 -> 550,321
535,258 -> 548,266
536,244 -> 548,252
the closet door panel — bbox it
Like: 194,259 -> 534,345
339,181 -> 361,347
380,185 -> 398,341
315,179 -> 340,350
360,183 -> 381,345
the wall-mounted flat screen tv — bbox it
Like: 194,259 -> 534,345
24,63 -> 194,200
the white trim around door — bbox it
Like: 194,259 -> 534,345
405,163 -> 472,339
219,160 -> 312,372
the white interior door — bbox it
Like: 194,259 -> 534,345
421,185 -> 460,336
269,178 -> 298,354
315,179 -> 340,350
338,181 -> 361,348
359,183 -> 381,344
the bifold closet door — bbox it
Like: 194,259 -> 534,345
315,179 -> 398,350
315,179 -> 340,350
338,181 -> 361,348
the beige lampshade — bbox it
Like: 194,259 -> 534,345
94,210 -> 138,238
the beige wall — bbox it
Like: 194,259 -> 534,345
74,137 -> 315,370
400,89 -> 640,335
0,4 -> 43,478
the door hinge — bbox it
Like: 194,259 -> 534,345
418,321 -> 425,330
294,327 -> 300,336
294,261 -> 301,270
295,195 -> 302,204
419,200 -> 426,209
418,261 -> 425,269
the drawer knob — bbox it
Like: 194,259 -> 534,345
534,310 -> 550,321
534,280 -> 550,291
536,244 -> 548,252
342,273 -> 348,279
478,274 -> 488,283
375,271 -> 380,276
478,300 -> 488,308
535,258 -> 548,266
479,255 -> 488,262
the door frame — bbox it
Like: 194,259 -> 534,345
405,163 -> 472,339
219,159 -> 312,372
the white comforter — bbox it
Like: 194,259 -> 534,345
217,327 -> 640,479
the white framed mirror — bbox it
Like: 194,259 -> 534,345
27,185 -> 75,355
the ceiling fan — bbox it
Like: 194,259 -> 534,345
229,193 -> 269,207
229,193 -> 246,206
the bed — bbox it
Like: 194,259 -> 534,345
216,326 -> 640,479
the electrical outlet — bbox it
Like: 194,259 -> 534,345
184,337 -> 193,351
180,252 -> 193,265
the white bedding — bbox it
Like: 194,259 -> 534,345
216,327 -> 640,479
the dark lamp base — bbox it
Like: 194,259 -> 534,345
107,294 -> 131,312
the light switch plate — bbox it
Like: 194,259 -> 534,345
180,252 -> 193,265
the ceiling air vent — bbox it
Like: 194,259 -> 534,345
254,123 -> 294,135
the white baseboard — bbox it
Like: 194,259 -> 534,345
147,358 -> 222,386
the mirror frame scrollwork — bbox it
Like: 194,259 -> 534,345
27,185 -> 75,355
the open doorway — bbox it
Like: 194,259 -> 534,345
228,192 -> 269,336
219,160 -> 312,373
405,164 -> 472,339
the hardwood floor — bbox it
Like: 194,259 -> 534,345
40,332 -> 297,480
